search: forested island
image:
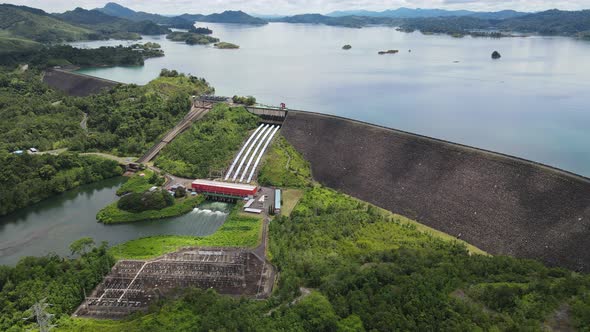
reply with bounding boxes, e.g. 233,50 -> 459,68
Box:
215,42 -> 240,49
166,31 -> 220,45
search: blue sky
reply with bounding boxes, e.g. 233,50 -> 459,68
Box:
4,0 -> 590,15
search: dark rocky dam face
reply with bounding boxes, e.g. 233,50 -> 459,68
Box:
282,111 -> 590,272
43,69 -> 119,97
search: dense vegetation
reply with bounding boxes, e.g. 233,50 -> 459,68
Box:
0,69 -> 85,151
257,135 -> 312,188
232,95 -> 256,105
189,27 -> 213,35
0,68 -> 209,155
97,195 -> 202,224
0,241 -> 115,331
166,31 -> 220,45
74,72 -> 213,155
109,205 -> 262,259
269,187 -> 590,330
0,152 -> 122,216
117,189 -> 175,212
1,45 -> 164,68
155,104 -> 259,178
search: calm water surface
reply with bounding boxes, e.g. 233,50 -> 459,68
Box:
0,177 -> 230,265
74,23 -> 590,177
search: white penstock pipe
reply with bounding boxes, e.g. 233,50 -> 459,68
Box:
247,126 -> 280,183
240,125 -> 276,183
225,124 -> 264,180
232,124 -> 270,182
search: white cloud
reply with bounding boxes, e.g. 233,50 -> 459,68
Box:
3,0 -> 590,15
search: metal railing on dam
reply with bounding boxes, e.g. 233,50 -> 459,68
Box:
281,110 -> 590,272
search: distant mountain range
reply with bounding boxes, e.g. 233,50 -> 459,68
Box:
326,8 -> 527,20
276,9 -> 590,36
96,2 -> 266,26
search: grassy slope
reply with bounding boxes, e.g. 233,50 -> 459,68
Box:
0,35 -> 42,54
109,206 -> 262,260
0,5 -> 91,43
155,104 -> 259,178
257,135 -> 312,188
96,196 -> 203,224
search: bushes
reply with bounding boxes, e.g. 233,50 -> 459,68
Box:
117,189 -> 174,213
232,95 -> 256,106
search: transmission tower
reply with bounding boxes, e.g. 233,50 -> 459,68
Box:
25,298 -> 56,332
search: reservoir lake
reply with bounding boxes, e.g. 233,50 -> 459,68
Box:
74,22 -> 590,178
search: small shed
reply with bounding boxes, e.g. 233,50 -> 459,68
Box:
274,189 -> 282,214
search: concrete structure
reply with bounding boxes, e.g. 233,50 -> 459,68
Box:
192,179 -> 258,198
281,111 -> 590,272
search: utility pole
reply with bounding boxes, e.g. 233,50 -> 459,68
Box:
25,298 -> 56,332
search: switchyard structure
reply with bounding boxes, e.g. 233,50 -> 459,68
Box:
74,248 -> 275,319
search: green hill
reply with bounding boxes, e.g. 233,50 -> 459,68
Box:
96,2 -> 194,29
199,10 -> 267,25
0,4 -> 91,43
0,36 -> 42,54
55,8 -> 170,37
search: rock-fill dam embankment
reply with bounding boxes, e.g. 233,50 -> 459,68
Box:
43,69 -> 120,97
281,111 -> 590,271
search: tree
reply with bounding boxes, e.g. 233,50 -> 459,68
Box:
69,237 -> 95,256
174,187 -> 187,198
38,165 -> 56,180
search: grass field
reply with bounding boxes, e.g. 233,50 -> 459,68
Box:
97,196 -> 203,224
109,208 -> 262,260
116,169 -> 160,195
280,189 -> 304,217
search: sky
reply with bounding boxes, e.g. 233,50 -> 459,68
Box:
3,0 -> 590,15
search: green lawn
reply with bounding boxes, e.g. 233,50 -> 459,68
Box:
97,196 -> 203,224
109,208 -> 262,260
